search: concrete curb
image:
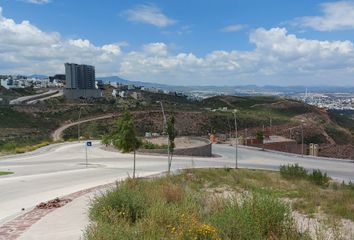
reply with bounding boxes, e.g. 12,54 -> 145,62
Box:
230,144 -> 354,164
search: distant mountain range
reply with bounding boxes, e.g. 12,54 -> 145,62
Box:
99,76 -> 171,90
28,74 -> 48,79
22,75 -> 354,94
99,76 -> 354,94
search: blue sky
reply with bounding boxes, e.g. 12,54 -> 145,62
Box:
1,0 -> 354,86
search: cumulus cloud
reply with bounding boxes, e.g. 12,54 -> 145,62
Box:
102,44 -> 121,55
121,4 -> 175,27
220,24 -> 246,32
295,1 -> 354,31
143,42 -> 168,56
118,28 -> 354,85
0,7 -> 122,76
246,28 -> 354,82
1,6 -> 354,85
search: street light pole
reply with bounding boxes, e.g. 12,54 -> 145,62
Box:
157,100 -> 170,170
233,110 -> 238,169
301,123 -> 304,157
159,101 -> 167,133
78,107 -> 83,142
228,117 -> 232,146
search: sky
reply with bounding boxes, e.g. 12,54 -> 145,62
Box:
1,0 -> 354,86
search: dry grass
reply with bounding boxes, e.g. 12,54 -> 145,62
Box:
86,170 -> 309,240
187,168 -> 354,221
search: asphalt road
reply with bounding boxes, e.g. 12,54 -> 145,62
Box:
51,114 -> 115,141
0,141 -> 353,225
9,90 -> 59,105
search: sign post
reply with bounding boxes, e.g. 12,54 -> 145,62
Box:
86,141 -> 92,167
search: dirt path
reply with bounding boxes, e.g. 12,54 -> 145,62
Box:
51,114 -> 116,141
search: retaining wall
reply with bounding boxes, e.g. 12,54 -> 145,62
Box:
138,137 -> 212,157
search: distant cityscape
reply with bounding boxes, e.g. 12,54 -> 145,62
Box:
289,91 -> 354,111
1,65 -> 354,112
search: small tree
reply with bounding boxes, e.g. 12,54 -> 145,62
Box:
166,116 -> 176,174
101,134 -> 111,147
256,131 -> 265,150
112,112 -> 141,178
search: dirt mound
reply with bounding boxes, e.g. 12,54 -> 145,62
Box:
36,197 -> 72,209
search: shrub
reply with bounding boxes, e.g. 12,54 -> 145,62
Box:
280,164 -> 330,186
303,134 -> 327,144
141,140 -> 167,150
169,214 -> 221,240
89,179 -> 146,224
325,124 -> 351,145
309,169 -> 330,186
210,193 -> 302,239
280,164 -> 308,179
1,142 -> 17,151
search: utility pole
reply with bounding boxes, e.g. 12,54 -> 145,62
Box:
233,109 -> 238,169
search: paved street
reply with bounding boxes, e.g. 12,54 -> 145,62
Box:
0,141 -> 353,230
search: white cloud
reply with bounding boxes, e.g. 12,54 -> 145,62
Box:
0,7 -> 122,76
22,0 -> 51,4
1,6 -> 354,86
295,1 -> 354,31
143,42 -> 168,56
221,24 -> 246,32
249,28 -> 354,74
118,28 -> 354,85
102,44 -> 121,55
121,4 -> 175,27
68,39 -> 92,48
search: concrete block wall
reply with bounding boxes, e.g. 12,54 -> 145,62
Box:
139,137 -> 212,157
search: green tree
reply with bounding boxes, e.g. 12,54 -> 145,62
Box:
166,116 -> 176,174
112,112 -> 141,178
101,134 -> 111,147
256,131 -> 265,150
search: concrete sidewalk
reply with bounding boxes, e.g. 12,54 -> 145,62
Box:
18,191 -> 97,240
9,172 -> 162,240
0,181 -> 115,240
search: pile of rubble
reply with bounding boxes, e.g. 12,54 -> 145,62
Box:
36,197 -> 72,209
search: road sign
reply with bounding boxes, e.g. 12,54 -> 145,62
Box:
85,141 -> 92,167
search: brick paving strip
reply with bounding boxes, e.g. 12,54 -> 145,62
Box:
0,182 -> 115,240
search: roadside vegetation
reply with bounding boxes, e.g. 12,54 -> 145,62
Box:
86,167 -> 354,239
280,164 -> 330,186
0,171 -> 13,176
140,140 -> 168,150
0,140 -> 51,154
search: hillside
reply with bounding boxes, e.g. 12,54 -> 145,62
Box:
0,93 -> 353,159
